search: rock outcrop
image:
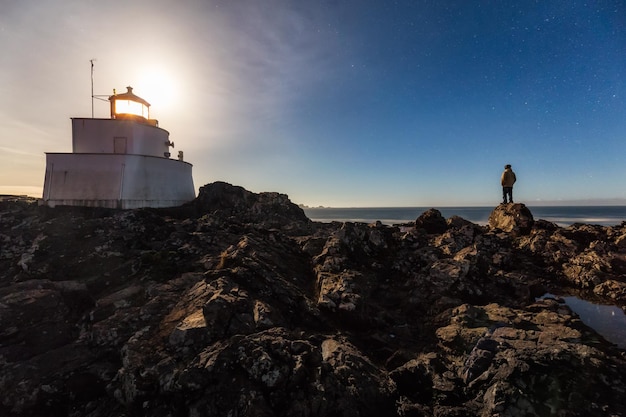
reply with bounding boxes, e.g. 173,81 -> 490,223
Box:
488,202 -> 534,235
1,184 -> 625,417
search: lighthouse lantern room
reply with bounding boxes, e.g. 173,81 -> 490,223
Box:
41,86 -> 195,209
110,86 -> 151,122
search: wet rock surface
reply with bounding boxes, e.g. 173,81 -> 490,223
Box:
1,184 -> 625,417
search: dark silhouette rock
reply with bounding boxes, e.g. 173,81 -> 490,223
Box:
415,208 -> 448,234
1,184 -> 626,417
189,181 -> 311,233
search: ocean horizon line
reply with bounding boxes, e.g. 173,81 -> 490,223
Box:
302,205 -> 626,227
300,203 -> 626,209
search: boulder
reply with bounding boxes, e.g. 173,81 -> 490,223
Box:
488,203 -> 534,235
415,208 -> 448,234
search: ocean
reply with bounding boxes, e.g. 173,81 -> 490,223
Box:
303,206 -> 626,227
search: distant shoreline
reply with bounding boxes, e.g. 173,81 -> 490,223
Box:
0,195 -> 37,202
300,202 -> 626,209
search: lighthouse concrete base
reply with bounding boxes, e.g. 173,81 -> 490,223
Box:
41,153 -> 195,209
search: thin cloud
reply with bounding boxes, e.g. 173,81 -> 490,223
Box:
0,146 -> 44,157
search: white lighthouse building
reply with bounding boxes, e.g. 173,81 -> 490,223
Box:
41,86 -> 195,209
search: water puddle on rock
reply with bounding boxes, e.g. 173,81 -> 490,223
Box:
540,293 -> 626,349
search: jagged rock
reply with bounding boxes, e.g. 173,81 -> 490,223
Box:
488,203 -> 534,235
189,181 -> 311,233
428,300 -> 626,415
0,279 -> 93,361
1,184 -> 626,417
171,329 -> 396,417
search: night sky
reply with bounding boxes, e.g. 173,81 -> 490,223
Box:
1,0 -> 625,206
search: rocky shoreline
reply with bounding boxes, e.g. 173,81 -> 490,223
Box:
1,182 -> 625,417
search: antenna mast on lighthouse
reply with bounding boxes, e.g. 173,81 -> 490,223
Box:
90,59 -> 96,118
90,59 -> 110,118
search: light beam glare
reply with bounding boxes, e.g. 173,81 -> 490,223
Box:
132,68 -> 180,113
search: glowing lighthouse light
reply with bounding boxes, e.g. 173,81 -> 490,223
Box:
110,86 -> 151,120
115,99 -> 148,118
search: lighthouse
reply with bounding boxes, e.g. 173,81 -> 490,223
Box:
41,86 -> 195,209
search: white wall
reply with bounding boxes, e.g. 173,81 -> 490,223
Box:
42,153 -> 195,208
71,118 -> 171,158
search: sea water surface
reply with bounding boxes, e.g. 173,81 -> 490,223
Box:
303,206 -> 626,227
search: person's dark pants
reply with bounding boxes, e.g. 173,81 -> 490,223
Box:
502,187 -> 513,203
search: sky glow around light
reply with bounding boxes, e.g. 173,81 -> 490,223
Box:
131,68 -> 180,112
1,0 -> 626,207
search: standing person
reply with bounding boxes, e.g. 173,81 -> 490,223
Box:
501,164 -> 516,204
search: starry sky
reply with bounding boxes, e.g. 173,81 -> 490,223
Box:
1,0 -> 626,207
